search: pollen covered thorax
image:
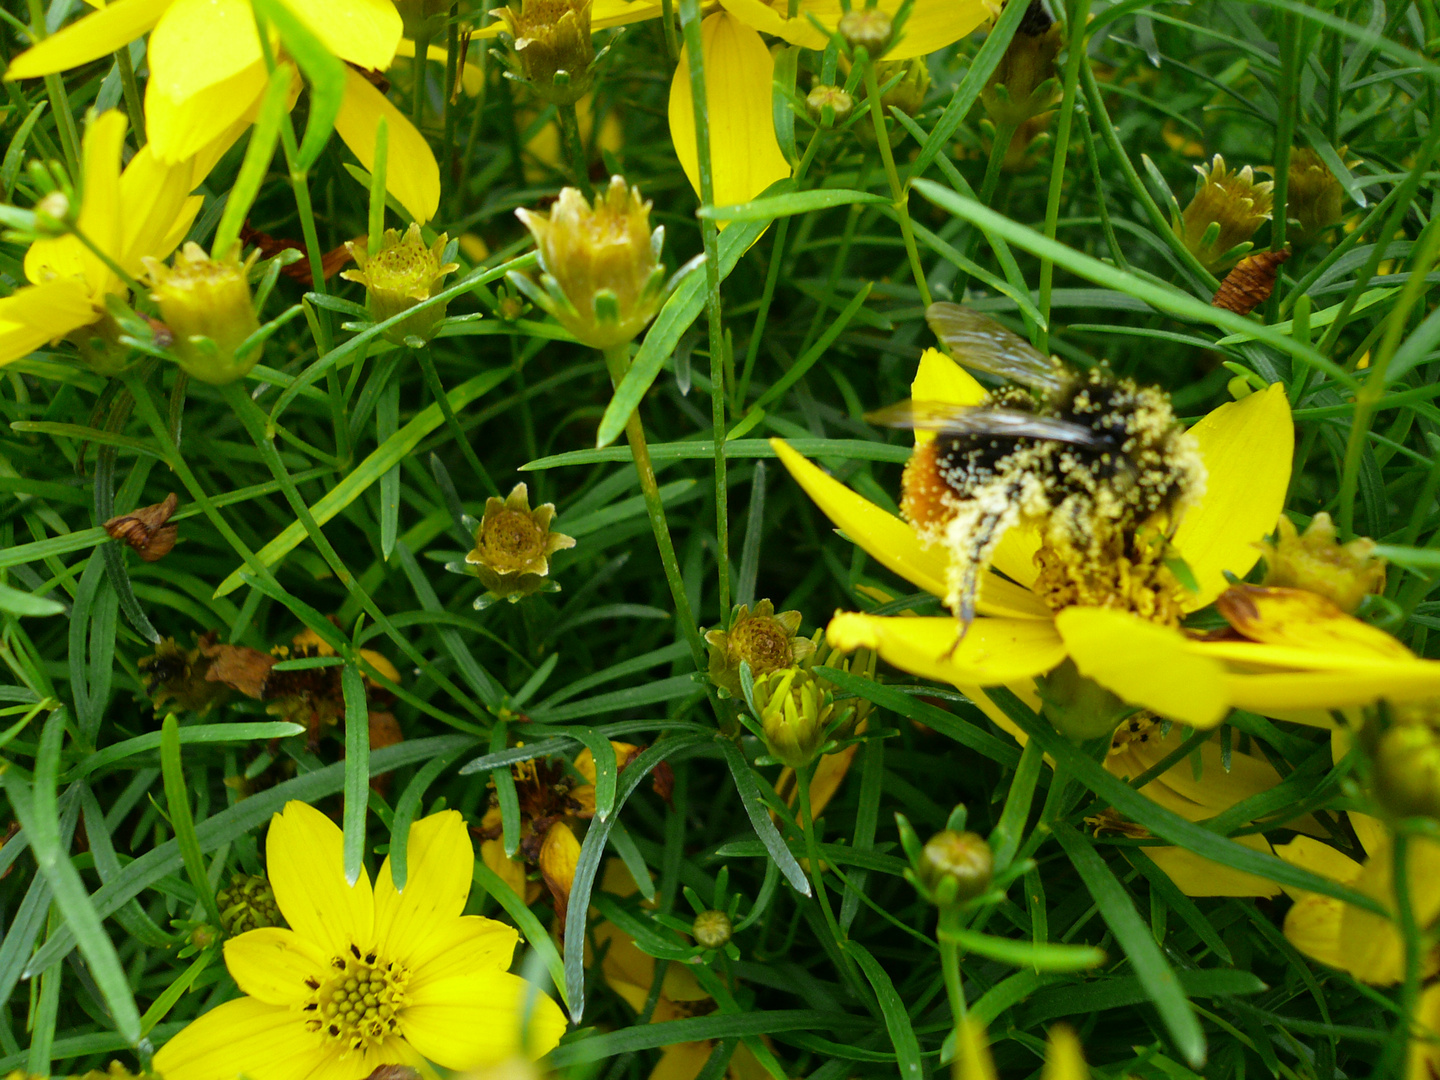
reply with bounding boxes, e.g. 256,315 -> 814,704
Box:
303,943 -> 410,1052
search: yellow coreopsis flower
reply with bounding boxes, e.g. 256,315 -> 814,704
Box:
6,0 -> 439,222
483,0 -> 991,207
152,801 -> 568,1079
0,110 -> 202,369
1276,812 -> 1440,986
772,346 -> 1440,730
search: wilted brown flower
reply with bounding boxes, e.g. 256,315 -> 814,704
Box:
1259,512 -> 1386,613
1211,248 -> 1290,315
104,492 -> 178,561
1173,154 -> 1274,271
981,0 -> 1061,129
139,634 -> 233,715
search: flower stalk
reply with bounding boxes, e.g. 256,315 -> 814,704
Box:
860,52 -> 932,308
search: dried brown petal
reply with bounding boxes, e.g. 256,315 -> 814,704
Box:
200,638 -> 278,699
1211,247 -> 1291,315
104,492 -> 179,562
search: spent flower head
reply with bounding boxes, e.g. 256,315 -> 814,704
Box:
463,482 -> 576,608
496,0 -> 596,105
1283,147 -> 1347,245
838,8 -> 894,57
341,223 -> 459,346
1173,154 -> 1275,271
144,242 -> 262,385
1259,512 -> 1385,614
705,599 -> 814,697
511,177 -> 698,351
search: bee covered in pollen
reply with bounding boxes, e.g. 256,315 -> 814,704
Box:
869,304 -> 1207,634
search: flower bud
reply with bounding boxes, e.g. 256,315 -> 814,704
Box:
919,830 -> 993,906
705,600 -> 813,698
1372,719 -> 1440,820
1039,657 -> 1135,741
877,57 -> 930,118
393,0 -> 448,38
496,0 -> 595,105
1259,512 -> 1385,614
1173,154 -> 1274,272
692,909 -> 733,949
1284,147 -> 1346,245
145,242 -> 262,384
216,873 -> 284,935
838,8 -> 893,57
806,84 -> 855,125
981,1 -> 1061,129
463,482 -> 576,608
512,177 -> 691,351
341,223 -> 459,346
33,190 -> 72,235
755,667 -> 832,770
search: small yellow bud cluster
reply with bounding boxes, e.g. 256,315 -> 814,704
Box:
495,0 -> 596,105
145,242 -> 263,384
1260,512 -> 1385,614
1173,154 -> 1274,271
691,909 -> 733,949
216,873 -> 284,936
462,482 -> 576,608
705,600 -> 813,698
753,666 -> 834,770
341,223 -> 459,346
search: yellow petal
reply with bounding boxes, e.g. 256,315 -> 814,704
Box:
1218,585 -> 1414,661
407,915 -> 519,985
265,800 -> 375,958
151,996 -> 331,1080
285,0 -> 401,68
145,59 -> 270,163
592,0 -> 665,28
117,145 -> 203,274
1144,835 -> 1282,898
1220,662 -> 1440,714
770,438 -> 1049,618
403,970 -> 568,1065
1055,607 -> 1229,728
1172,383 -> 1294,609
0,280 -> 99,365
539,820 -> 582,913
721,0 -> 990,60
801,742 -> 859,820
1107,725 -> 1287,822
372,810 -> 474,966
1408,983 -> 1440,1080
1282,893 -> 1348,973
668,13 -> 791,209
146,0 -> 264,103
73,109 -> 128,294
335,66 -> 441,223
222,926 -> 327,1006
649,1042 -> 717,1080
1041,1024 -> 1088,1080
1273,834 -> 1364,891
481,837 -> 530,901
5,0 -> 170,79
957,1017 -> 998,1080
827,612 -> 1066,685
960,681 -> 1043,746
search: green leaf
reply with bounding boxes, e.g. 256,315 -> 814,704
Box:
716,738 -> 811,897
61,722 -> 306,784
846,941 -> 923,1080
1051,821 -> 1206,1067
699,189 -> 890,221
215,368 -> 512,597
251,0 -> 346,170
342,664 -> 369,886
544,1011 -> 847,1066
159,714 -> 225,929
1021,966 -> 1266,1026
389,748 -> 463,892
940,925 -> 1106,972
0,581 -> 64,617
522,438 -> 910,472
211,64 -> 291,260
474,860 -> 570,1014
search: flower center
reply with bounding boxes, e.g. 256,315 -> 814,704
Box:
303,944 -> 409,1053
478,508 -> 546,573
727,618 -> 794,676
1109,714 -> 1158,755
1031,525 -> 1188,627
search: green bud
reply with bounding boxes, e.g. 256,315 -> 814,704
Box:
216,873 -> 284,935
145,242 -> 262,384
341,223 -> 459,346
838,8 -> 893,57
806,84 -> 855,125
1372,719 -> 1440,820
919,830 -> 993,906
1038,657 -> 1134,742
692,909 -> 733,949
755,667 -> 831,769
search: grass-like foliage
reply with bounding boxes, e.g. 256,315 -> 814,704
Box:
2,1 -> 1440,1078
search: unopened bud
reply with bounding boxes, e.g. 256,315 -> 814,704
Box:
1284,147 -> 1346,245
145,242 -> 261,384
1260,512 -> 1385,614
919,830 -> 993,906
1039,657 -> 1134,741
806,84 -> 855,125
692,909 -> 733,949
877,57 -> 930,118
216,873 -> 284,935
512,176 -> 685,350
496,0 -> 595,105
1174,154 -> 1274,272
33,191 -> 72,235
341,223 -> 458,346
981,1 -> 1061,128
755,667 -> 831,770
1372,721 -> 1440,820
838,8 -> 893,57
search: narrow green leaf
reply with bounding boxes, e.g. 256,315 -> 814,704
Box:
159,714 -> 225,929
211,65 -> 290,260
716,738 -> 811,897
389,749 -> 462,891
544,1011 -> 845,1066
699,189 -> 889,221
251,0 -> 345,170
846,941 -> 923,1080
0,581 -> 64,616
379,372 -> 400,560
940,925 -> 1105,972
473,860 -> 570,1013
1051,821 -> 1206,1067
522,438 -> 910,471
342,664 -> 369,886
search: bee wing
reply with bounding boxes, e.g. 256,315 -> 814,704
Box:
866,400 -> 1109,448
926,303 -> 1066,394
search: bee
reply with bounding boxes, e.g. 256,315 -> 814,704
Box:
868,303 -> 1204,632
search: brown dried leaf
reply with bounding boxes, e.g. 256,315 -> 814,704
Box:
1211,247 -> 1291,315
104,493 -> 179,561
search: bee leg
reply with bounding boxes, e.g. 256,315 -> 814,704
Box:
943,563 -> 980,660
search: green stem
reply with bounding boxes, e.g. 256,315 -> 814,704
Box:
795,765 -> 868,1000
415,347 -> 499,495
413,26 -> 433,124
1372,827 -> 1423,1079
555,100 -> 594,198
659,0 -> 679,61
603,344 -> 707,669
678,0 -> 731,620
861,56 -> 931,308
937,906 -> 967,1035
1036,0 -> 1092,352
116,45 -> 146,147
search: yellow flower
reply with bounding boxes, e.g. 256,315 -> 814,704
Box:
482,0 -> 990,208
1410,983 -> 1440,1080
958,1018 -> 1089,1080
5,0 -> 439,222
152,802 -> 568,1079
773,346 -> 1440,731
0,110 -> 202,369
1276,813 -> 1440,985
